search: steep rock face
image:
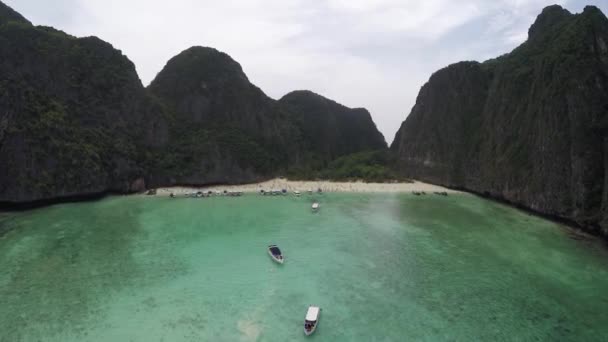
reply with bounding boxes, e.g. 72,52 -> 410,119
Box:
0,10 -> 165,203
279,90 -> 387,165
392,6 -> 608,236
0,2 -> 30,25
147,47 -> 303,185
0,2 -> 389,204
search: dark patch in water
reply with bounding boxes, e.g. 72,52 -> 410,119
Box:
0,215 -> 18,238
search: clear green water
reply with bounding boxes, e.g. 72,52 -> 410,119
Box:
1,193 -> 607,341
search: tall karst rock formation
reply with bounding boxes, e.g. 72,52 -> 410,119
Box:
0,1 -> 387,204
392,5 -> 608,236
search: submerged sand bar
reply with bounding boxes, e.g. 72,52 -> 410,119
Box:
152,178 -> 460,196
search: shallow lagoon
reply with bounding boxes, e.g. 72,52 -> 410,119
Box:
1,193 -> 607,341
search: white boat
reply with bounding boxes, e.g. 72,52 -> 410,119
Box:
267,245 -> 284,264
304,306 -> 320,336
312,202 -> 320,211
294,191 -> 301,196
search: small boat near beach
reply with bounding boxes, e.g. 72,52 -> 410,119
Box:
304,306 -> 320,336
294,191 -> 301,196
312,202 -> 320,211
267,245 -> 284,264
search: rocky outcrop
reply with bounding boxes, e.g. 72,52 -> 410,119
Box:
392,5 -> 608,236
0,2 -> 388,205
0,8 -> 165,203
279,90 -> 387,165
146,46 -> 304,186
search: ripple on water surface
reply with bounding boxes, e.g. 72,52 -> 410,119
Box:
0,193 -> 607,341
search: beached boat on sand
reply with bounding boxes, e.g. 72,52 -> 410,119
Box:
267,245 -> 284,264
304,306 -> 320,336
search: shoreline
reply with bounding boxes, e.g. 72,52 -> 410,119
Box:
148,179 -> 605,244
149,178 -> 461,196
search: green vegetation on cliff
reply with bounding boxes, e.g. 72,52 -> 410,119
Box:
288,150 -> 405,183
146,47 -> 391,186
146,47 -> 301,185
0,2 -> 391,204
0,15 -> 164,202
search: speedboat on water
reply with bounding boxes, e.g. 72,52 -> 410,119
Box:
304,306 -> 320,336
268,245 -> 284,264
312,202 -> 320,211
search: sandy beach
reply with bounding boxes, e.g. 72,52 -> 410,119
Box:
151,178 -> 460,196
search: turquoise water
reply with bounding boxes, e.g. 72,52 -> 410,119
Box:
1,193 -> 607,341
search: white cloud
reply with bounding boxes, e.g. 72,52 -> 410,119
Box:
3,0 -> 607,143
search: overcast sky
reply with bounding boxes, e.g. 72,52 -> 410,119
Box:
5,0 -> 607,143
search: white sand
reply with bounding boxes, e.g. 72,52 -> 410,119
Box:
151,178 -> 459,196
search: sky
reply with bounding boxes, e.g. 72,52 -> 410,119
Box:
5,0 -> 607,144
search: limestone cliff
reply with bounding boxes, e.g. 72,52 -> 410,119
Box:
0,4 -> 165,203
146,46 -> 304,186
280,90 -> 387,167
0,2 -> 388,204
392,5 -> 608,236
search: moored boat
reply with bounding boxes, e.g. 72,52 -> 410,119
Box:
267,245 -> 284,264
304,306 -> 320,336
312,202 -> 320,211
